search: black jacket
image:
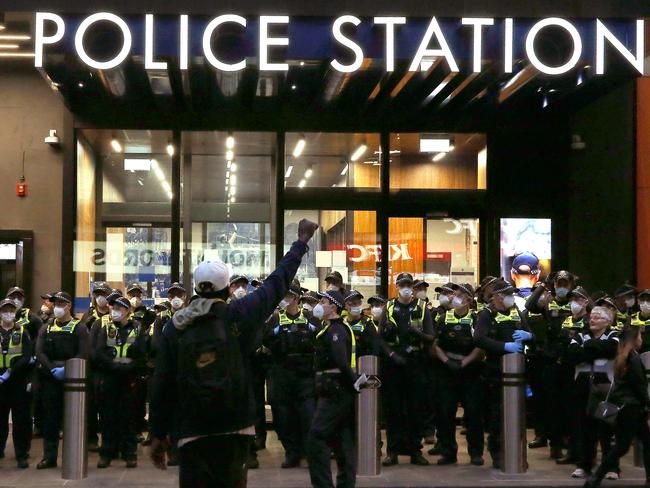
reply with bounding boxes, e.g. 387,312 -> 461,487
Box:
610,351 -> 650,410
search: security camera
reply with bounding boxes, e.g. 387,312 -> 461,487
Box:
571,134 -> 586,151
44,129 -> 61,147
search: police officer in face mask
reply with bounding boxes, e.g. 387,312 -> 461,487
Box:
35,292 -> 89,469
38,292 -> 55,324
6,287 -> 43,341
526,271 -> 577,462
95,296 -> 148,468
264,283 -> 317,468
475,277 -> 499,312
324,271 -> 346,295
301,291 -> 320,316
381,273 -> 435,467
367,296 -> 387,328
308,290 -> 368,488
433,283 -> 485,466
613,284 -> 637,330
631,289 -> 650,352
0,299 -> 33,468
474,279 -> 532,469
81,282 -> 112,331
413,281 -> 433,311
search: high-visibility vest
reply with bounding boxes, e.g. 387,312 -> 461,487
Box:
47,318 -> 80,334
106,323 -> 139,360
548,301 -> 571,318
1,325 -> 24,369
279,310 -> 309,328
386,298 -> 426,329
494,308 -> 521,323
562,315 -> 587,330
316,320 -> 356,369
631,313 -> 650,328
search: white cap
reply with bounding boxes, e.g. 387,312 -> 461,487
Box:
193,260 -> 231,295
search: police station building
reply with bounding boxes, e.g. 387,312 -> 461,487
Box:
0,0 -> 649,309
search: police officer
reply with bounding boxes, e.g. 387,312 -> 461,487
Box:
367,295 -> 386,328
613,284 -> 637,329
344,290 -> 382,357
434,283 -> 485,466
80,281 -> 112,452
264,282 -> 317,468
308,290 -> 368,488
0,298 -> 32,468
324,271 -> 346,295
35,291 -> 89,469
95,296 -> 148,468
474,278 -> 532,469
510,252 -> 542,310
381,272 -> 434,467
413,280 -> 433,311
566,302 -> 619,480
526,271 -> 576,462
475,276 -> 499,312
631,289 -> 650,350
38,292 -> 55,324
6,286 -> 43,341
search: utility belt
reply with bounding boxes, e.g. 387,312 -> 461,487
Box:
113,357 -> 133,365
314,369 -> 348,397
575,359 -> 614,383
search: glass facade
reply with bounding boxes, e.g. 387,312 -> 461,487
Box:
73,128 -> 545,309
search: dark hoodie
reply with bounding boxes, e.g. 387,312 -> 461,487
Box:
149,240 -> 308,441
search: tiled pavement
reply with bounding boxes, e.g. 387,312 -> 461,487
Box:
0,430 -> 647,487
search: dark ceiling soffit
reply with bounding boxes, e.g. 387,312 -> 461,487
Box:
3,0 -> 650,17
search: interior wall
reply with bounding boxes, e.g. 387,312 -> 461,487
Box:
636,78 -> 650,289
0,65 -> 67,306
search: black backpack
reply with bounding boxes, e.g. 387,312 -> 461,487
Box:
176,301 -> 250,434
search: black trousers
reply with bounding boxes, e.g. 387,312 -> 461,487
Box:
98,372 -> 139,460
422,359 -> 439,439
573,376 -> 618,473
541,359 -> 574,448
269,365 -> 315,460
595,405 -> 650,481
0,378 -> 32,461
40,374 -> 64,462
484,366 -> 503,464
383,354 -> 428,456
179,434 -> 250,488
526,353 -> 547,439
251,366 -> 267,443
307,383 -> 356,488
86,367 -> 99,444
436,360 -> 484,459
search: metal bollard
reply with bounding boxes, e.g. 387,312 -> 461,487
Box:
62,358 -> 88,480
356,355 -> 381,476
501,353 -> 527,474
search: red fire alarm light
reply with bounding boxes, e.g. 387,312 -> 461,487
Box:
16,178 -> 27,197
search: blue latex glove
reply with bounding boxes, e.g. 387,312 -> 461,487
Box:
512,330 -> 533,342
273,326 -> 281,335
0,370 -> 10,382
504,342 -> 524,354
51,367 -> 65,381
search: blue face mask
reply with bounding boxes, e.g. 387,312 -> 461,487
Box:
555,287 -> 569,299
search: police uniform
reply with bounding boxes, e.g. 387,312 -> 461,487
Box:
95,301 -> 148,465
265,307 -> 317,466
473,285 -> 530,469
435,308 -> 484,462
35,297 -> 89,467
631,311 -> 650,352
307,296 -> 358,488
0,307 -> 33,467
566,327 -> 619,476
381,288 -> 434,463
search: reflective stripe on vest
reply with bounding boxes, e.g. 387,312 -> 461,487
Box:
562,315 -> 586,329
386,299 -> 426,329
47,318 -> 80,335
1,325 -> 23,369
631,313 -> 650,328
548,301 -> 571,312
316,321 -> 356,369
494,308 -> 521,323
444,310 -> 475,331
106,323 -> 138,359
279,310 -> 308,327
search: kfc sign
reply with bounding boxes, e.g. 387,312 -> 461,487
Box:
347,243 -> 413,262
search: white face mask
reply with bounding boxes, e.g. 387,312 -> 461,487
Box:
53,306 -> 67,319
349,305 -> 363,316
278,299 -> 290,311
95,295 -> 108,308
570,300 -> 584,316
111,309 -> 124,322
625,298 -> 636,309
1,312 -> 15,323
399,287 -> 413,300
302,303 -> 313,312
555,287 -> 569,299
438,294 -> 450,307
233,287 -> 247,299
416,290 -> 428,300
12,298 -> 23,310
502,295 -> 516,309
312,303 -> 325,320
640,302 -> 650,315
451,296 -> 464,309
130,297 -> 142,308
170,297 -> 184,310
371,307 -> 383,319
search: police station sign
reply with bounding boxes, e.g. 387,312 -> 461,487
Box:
34,13 -> 645,76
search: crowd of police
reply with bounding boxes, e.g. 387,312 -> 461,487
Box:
1,255 -> 650,486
